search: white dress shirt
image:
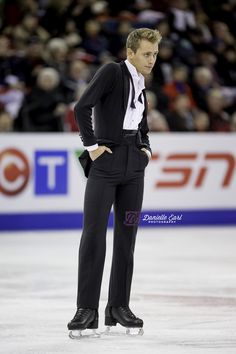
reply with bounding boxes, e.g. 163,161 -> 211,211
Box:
122,59 -> 145,129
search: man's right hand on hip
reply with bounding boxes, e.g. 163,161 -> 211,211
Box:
89,146 -> 113,161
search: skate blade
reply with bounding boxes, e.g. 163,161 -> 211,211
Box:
126,327 -> 144,336
102,326 -> 144,337
69,329 -> 101,340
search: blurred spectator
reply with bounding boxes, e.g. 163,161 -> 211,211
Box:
146,90 -> 169,132
194,10 -> 212,44
197,46 -> 219,78
4,13 -> 49,50
168,0 -> 196,37
145,72 -> 169,115
135,0 -> 165,25
231,112 -> 236,132
216,45 -> 236,87
40,0 -> 72,36
2,0 -> 39,28
63,19 -> 82,48
0,35 -> 25,85
45,38 -> 68,78
65,85 -> 88,132
155,19 -> 172,41
20,38 -> 47,87
0,109 -> 13,132
206,89 -> 231,132
65,102 -> 79,132
194,110 -> 210,132
0,75 -> 25,121
191,66 -> 215,111
106,21 -> 134,58
166,94 -> 196,132
152,39 -> 176,86
62,60 -> 90,103
218,0 -> 236,37
163,64 -> 196,109
81,20 -> 108,61
15,67 -> 66,132
0,35 -> 12,84
210,21 -> 235,55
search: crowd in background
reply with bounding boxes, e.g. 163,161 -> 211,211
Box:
0,0 -> 235,133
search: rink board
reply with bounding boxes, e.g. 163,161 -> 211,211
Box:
0,133 -> 236,231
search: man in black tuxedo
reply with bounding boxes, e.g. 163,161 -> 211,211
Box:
68,28 -> 162,334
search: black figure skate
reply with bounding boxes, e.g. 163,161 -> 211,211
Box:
104,306 -> 144,336
68,308 -> 100,339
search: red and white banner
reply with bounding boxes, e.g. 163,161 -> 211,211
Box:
145,133 -> 236,209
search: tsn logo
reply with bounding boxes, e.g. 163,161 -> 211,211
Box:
151,153 -> 235,188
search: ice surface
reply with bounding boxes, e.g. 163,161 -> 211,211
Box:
0,227 -> 236,354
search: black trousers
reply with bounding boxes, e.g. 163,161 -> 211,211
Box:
77,134 -> 149,309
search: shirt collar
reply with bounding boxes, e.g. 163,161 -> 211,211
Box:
125,59 -> 145,88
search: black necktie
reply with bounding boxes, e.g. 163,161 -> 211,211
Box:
129,74 -> 143,109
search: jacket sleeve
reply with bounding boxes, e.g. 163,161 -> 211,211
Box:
74,63 -> 118,147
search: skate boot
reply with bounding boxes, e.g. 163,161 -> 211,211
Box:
104,306 -> 144,336
67,308 -> 100,339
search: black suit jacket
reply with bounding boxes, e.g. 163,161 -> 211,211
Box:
74,61 -> 152,153
74,61 -> 152,177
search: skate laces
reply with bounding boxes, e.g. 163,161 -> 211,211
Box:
121,307 -> 136,318
74,308 -> 92,320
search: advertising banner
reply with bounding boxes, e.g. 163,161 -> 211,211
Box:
0,133 -> 235,230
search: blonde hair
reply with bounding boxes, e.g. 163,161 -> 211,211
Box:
126,28 -> 162,53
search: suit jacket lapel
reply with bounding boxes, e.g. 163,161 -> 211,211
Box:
142,89 -> 148,117
120,61 -> 131,112
120,61 -> 147,117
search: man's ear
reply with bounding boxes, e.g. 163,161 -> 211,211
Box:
127,48 -> 134,58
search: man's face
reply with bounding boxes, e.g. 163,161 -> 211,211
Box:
128,39 -> 159,75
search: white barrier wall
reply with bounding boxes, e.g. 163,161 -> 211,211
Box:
0,133 -> 236,230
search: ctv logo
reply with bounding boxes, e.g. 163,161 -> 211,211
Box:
153,153 -> 235,188
0,148 -> 68,196
0,148 -> 30,196
35,151 -> 67,195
